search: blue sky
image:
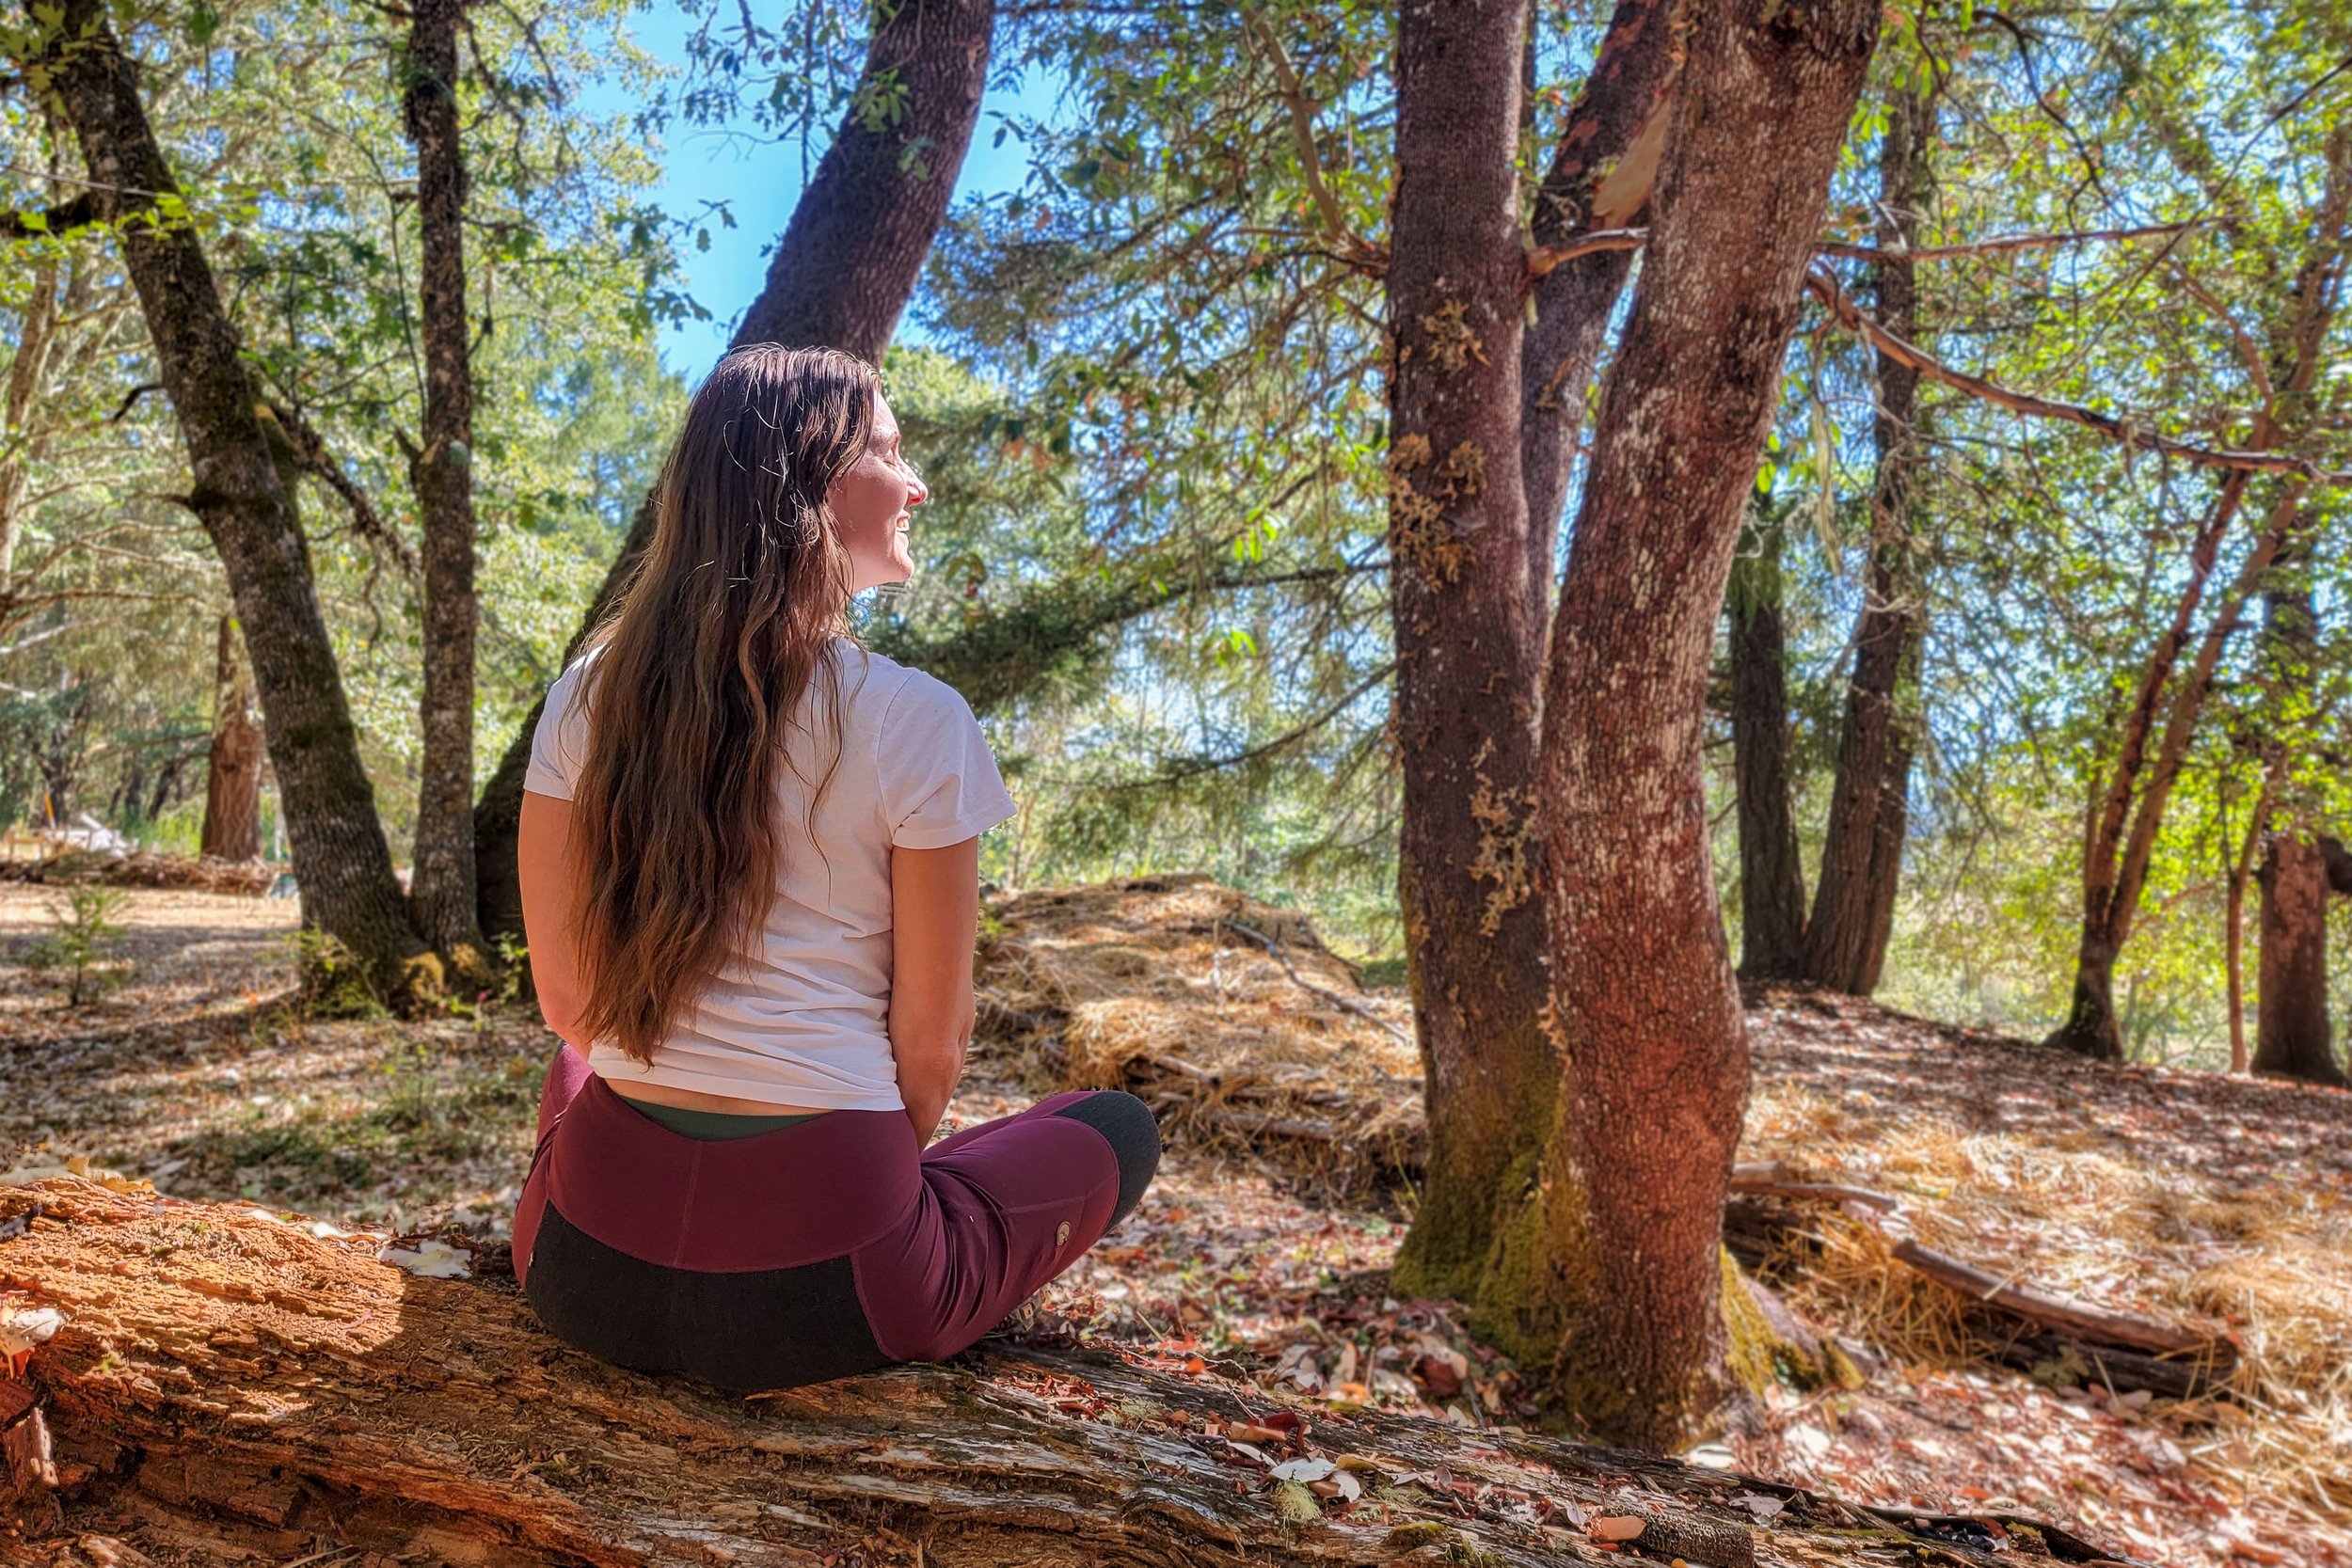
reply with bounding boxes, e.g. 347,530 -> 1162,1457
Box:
584,8 -> 1063,373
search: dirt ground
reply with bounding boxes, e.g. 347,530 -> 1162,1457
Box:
3,880 -> 2344,1568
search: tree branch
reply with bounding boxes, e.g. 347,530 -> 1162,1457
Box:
1241,8 -> 1376,266
1817,220 -> 2202,263
0,192 -> 93,239
1806,268 -> 2352,482
105,382 -> 163,422
264,398 -> 420,577
1111,658 -> 1395,792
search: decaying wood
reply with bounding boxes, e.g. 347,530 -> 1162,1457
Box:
0,1179 -> 2102,1567
1994,1333 -> 2221,1402
1890,1240 -> 2234,1373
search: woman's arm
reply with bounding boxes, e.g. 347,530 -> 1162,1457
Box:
516,788 -> 596,1053
889,836 -> 982,1144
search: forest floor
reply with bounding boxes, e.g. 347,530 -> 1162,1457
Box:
2,877 -> 2346,1568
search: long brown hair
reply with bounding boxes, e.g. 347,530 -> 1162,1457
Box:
568,344 -> 879,1064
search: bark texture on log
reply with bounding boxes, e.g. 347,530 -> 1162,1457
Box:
23,0 -> 432,998
472,0 -> 998,945
1801,86 -> 1931,999
1728,516 -> 1807,980
1525,0 -> 1881,1449
199,614 -> 262,863
0,1180 -> 1943,1568
1887,1241 -> 2232,1367
1382,0 -> 1557,1306
403,0 -> 491,977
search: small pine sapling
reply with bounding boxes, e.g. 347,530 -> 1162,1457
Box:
24,885 -> 132,1006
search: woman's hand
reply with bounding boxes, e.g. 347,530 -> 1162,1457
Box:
888,836 -> 982,1143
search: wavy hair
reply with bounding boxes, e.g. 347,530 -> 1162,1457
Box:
568,344 -> 879,1064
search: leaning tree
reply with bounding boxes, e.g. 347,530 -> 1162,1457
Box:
471,0 -> 1001,941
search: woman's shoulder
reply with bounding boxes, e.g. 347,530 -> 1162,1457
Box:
830,641 -> 975,728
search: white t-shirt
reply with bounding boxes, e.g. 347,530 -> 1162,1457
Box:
522,639 -> 1018,1110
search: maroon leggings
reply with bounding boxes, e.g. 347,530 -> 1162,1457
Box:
511,1048 -> 1157,1391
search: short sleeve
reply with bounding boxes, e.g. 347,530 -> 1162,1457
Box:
876,673 -> 1018,849
522,657 -> 595,800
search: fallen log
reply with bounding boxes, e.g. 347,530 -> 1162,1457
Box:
1994,1332 -> 2224,1402
1726,1179 -> 1901,1214
0,1178 -> 2108,1567
1888,1240 -> 2234,1375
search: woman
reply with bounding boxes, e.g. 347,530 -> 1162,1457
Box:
511,343 -> 1158,1392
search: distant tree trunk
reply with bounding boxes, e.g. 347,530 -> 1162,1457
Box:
2046,129 -> 2352,1059
24,0 -> 435,1000
1520,0 -> 1879,1448
2224,768 -> 2272,1073
2255,832 -> 2345,1085
1801,85 -> 1931,996
1382,0 -> 1553,1305
2249,546 -> 2348,1085
0,256 -> 61,597
1728,515 -> 1806,979
200,615 -> 262,862
402,0 -> 490,981
471,0 -> 999,944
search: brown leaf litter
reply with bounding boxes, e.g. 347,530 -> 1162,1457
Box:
6,879 -> 2349,1566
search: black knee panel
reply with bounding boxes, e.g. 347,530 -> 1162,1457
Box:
1052,1091 -> 1161,1227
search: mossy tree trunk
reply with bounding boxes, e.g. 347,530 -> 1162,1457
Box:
472,0 -> 999,945
1388,0 -> 1880,1449
23,0 -> 437,1003
1518,0 -> 1882,1449
1382,0 -> 1555,1305
1388,0 -> 1682,1310
402,0 -> 492,983
1800,85 -> 1931,999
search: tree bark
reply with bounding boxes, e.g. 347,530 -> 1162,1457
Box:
472,0 -> 999,944
2254,832 -> 2344,1085
1801,86 -> 1931,997
199,614 -> 262,862
1727,515 -> 1806,980
0,255 -> 61,597
1381,0 -> 1558,1307
1391,0 -> 1691,1308
21,0 -> 435,1000
1518,0 -> 1683,607
1518,0 -> 1880,1449
0,1177 -> 1930,1568
2249,548 -> 2348,1086
2224,770 -> 2272,1073
403,0 -> 491,980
